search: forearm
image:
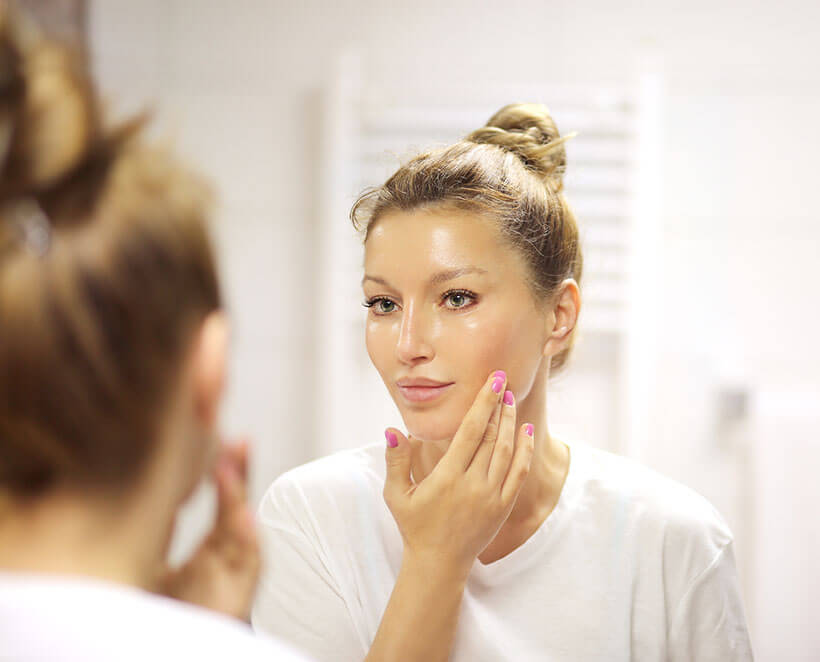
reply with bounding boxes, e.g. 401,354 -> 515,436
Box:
365,551 -> 470,662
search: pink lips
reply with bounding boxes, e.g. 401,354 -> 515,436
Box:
396,377 -> 455,403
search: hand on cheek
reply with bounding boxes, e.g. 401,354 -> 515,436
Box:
382,370 -> 535,573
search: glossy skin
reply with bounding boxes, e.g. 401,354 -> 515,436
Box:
363,207 -> 551,447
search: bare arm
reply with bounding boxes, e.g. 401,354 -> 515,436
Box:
366,552 -> 470,662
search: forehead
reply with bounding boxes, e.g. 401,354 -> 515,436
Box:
364,207 -> 516,274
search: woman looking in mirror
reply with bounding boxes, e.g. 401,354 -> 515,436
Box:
252,104 -> 753,661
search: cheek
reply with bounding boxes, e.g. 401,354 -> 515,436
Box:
403,315 -> 541,443
365,318 -> 394,378
443,317 -> 508,378
447,310 -> 544,397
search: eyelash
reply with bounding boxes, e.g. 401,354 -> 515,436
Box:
362,289 -> 478,315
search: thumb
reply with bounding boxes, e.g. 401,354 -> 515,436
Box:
383,428 -> 413,501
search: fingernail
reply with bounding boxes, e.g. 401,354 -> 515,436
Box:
494,370 -> 506,379
525,423 -> 534,437
492,378 -> 504,394
503,390 -> 514,406
385,430 -> 398,448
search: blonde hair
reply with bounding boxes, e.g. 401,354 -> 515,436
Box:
351,103 -> 583,370
0,7 -> 221,496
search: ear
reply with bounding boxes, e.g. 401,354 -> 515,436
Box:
191,311 -> 230,430
542,279 -> 581,358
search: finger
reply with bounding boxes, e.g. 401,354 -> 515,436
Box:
500,423 -> 535,504
383,428 -> 413,508
487,391 -> 517,484
468,391 -> 506,475
234,505 -> 259,547
220,437 -> 250,499
227,438 -> 249,481
210,461 -> 258,560
439,370 -> 506,473
220,505 -> 260,562
213,450 -> 246,535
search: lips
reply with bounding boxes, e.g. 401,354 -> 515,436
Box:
396,378 -> 455,403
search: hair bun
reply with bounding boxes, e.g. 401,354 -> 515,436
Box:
466,103 -> 573,190
0,6 -> 97,200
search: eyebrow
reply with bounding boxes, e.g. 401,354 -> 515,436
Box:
362,267 -> 488,288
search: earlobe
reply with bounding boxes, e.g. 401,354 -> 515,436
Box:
541,324 -> 571,358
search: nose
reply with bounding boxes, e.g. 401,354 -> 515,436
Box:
395,301 -> 435,366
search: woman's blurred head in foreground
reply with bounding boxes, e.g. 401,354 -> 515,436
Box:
0,6 -> 228,567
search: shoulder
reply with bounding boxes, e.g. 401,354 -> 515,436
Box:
135,591 -> 310,660
566,444 -> 744,622
0,574 -> 309,661
572,442 -> 733,553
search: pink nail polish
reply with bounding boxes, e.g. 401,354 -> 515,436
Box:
503,390 -> 514,406
525,424 -> 534,437
385,430 -> 398,448
494,370 -> 506,379
492,378 -> 504,394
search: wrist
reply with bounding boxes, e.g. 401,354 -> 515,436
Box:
400,547 -> 473,586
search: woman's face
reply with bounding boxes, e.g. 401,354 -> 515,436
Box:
363,207 -> 550,443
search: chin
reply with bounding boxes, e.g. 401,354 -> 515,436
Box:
400,410 -> 461,443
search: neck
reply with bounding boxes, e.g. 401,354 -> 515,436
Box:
502,362 -> 569,525
0,480 -> 178,591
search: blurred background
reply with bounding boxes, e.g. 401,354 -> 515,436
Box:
23,0 -> 820,659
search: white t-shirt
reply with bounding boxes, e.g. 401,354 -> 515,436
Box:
252,440 -> 753,661
0,572 -> 310,661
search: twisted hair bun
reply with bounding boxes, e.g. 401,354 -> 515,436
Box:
466,103 -> 573,191
0,5 -> 97,201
